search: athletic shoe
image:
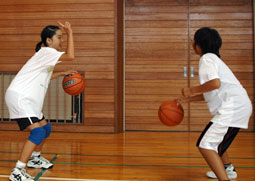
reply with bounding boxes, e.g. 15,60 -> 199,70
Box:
27,156 -> 53,169
206,164 -> 237,179
9,167 -> 33,181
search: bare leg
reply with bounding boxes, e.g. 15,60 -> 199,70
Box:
39,119 -> 48,127
221,151 -> 231,165
199,148 -> 229,180
18,122 -> 42,163
19,140 -> 37,163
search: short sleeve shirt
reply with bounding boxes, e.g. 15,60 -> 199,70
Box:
199,53 -> 252,128
5,47 -> 64,119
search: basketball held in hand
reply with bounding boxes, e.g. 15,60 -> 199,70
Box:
62,72 -> 86,96
158,100 -> 184,126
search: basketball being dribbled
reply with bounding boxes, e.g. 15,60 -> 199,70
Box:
62,72 -> 86,96
158,100 -> 184,126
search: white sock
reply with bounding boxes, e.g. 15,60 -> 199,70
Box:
16,160 -> 26,169
31,151 -> 41,157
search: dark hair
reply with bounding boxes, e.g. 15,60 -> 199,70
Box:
194,27 -> 222,58
35,25 -> 60,52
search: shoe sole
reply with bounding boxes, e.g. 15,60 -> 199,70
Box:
9,177 -> 34,181
27,165 -> 53,169
206,173 -> 237,179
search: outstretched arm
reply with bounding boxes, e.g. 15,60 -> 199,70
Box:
51,70 -> 77,80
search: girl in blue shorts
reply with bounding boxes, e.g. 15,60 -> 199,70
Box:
5,22 -> 75,181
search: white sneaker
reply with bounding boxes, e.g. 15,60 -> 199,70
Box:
9,167 -> 34,181
206,164 -> 237,179
27,156 -> 53,169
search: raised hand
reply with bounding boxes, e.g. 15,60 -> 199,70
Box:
58,21 -> 72,34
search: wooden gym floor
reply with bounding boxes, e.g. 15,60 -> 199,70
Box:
0,131 -> 254,181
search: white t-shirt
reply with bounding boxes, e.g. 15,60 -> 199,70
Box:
5,47 -> 64,119
199,53 -> 252,129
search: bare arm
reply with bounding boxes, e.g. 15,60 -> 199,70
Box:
182,78 -> 220,97
178,94 -> 205,104
51,70 -> 77,80
58,22 -> 74,61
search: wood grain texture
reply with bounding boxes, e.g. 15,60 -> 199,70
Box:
1,131 -> 254,180
125,0 -> 254,131
0,0 -> 120,133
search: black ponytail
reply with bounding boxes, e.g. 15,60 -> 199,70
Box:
35,25 -> 60,52
35,41 -> 43,52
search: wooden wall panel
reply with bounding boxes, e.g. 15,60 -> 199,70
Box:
125,0 -> 254,132
125,0 -> 189,131
0,0 -> 122,133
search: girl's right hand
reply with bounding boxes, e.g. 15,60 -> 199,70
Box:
63,70 -> 78,76
176,95 -> 189,104
58,21 -> 72,34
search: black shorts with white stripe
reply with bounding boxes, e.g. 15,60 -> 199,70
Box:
12,116 -> 45,131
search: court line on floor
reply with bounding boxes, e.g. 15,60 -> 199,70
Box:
1,151 -> 254,159
1,151 -> 254,180
34,154 -> 58,181
0,175 -> 126,181
38,178 -> 127,181
52,162 -> 255,169
1,159 -> 253,169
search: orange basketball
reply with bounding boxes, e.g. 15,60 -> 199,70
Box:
158,100 -> 184,126
62,72 -> 86,96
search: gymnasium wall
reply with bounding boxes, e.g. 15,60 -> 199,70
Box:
125,0 -> 254,131
0,0 -> 123,133
0,0 -> 254,133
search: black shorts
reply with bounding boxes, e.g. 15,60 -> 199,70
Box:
12,116 -> 45,131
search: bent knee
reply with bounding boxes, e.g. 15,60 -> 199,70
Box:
43,123 -> 52,138
28,127 -> 46,145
